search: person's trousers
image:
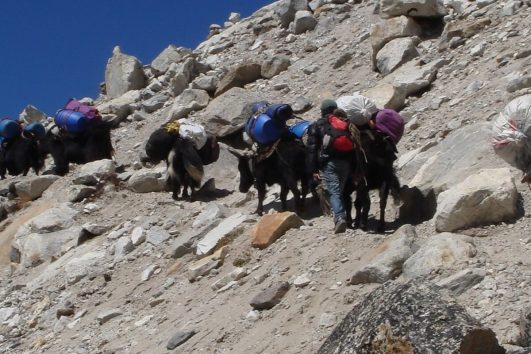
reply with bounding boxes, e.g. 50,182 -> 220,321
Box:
321,158 -> 351,223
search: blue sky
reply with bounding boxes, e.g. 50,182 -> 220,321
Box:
0,0 -> 273,118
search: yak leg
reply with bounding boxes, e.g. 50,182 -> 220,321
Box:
280,184 -> 289,211
255,181 -> 266,216
354,187 -> 370,231
377,183 -> 390,233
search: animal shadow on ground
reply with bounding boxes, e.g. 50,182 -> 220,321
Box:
191,178 -> 232,202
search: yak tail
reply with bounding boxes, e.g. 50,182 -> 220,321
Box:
180,139 -> 204,188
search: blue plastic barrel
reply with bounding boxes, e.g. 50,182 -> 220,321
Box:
24,122 -> 46,139
0,118 -> 21,139
248,114 -> 282,145
54,109 -> 88,133
289,120 -> 310,139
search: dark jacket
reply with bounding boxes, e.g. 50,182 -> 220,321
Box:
306,115 -> 355,174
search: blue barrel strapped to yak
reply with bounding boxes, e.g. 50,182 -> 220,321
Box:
0,117 -> 22,141
245,102 -> 294,145
54,99 -> 100,134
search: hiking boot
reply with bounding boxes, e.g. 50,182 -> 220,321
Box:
334,218 -> 347,234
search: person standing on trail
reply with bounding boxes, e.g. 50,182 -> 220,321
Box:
306,99 -> 360,234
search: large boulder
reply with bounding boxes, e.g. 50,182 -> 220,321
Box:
318,280 -> 505,353
19,104 -> 47,124
439,18 -> 491,50
251,212 -> 304,249
73,159 -> 117,186
348,225 -> 417,285
379,0 -> 447,18
402,233 -> 476,279
214,63 -> 262,97
166,57 -> 197,97
293,10 -> 317,34
275,0 -> 310,28
434,168 -> 519,232
12,175 -> 59,201
97,90 -> 142,123
261,55 -> 291,79
127,170 -> 165,193
65,251 -> 107,284
399,123 -> 505,194
151,45 -> 193,76
168,89 -> 210,120
376,37 -> 420,75
104,46 -> 147,99
201,88 -> 264,137
370,16 -> 422,70
203,144 -> 240,190
381,58 -> 447,99
363,83 -> 407,110
191,75 -> 219,94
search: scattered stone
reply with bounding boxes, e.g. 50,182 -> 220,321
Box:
151,45 -> 192,75
215,63 -> 262,97
97,308 -> 123,325
246,310 -> 261,322
67,185 -> 97,203
114,237 -> 134,260
192,203 -> 229,229
261,55 -> 291,79
294,273 -> 311,288
320,312 -> 337,328
436,268 -> 486,295
134,315 -> 154,327
141,264 -> 159,282
196,213 -> 249,256
146,226 -> 171,246
250,281 -> 290,310
131,227 -> 146,246
127,170 -> 165,193
166,330 -> 196,350
348,224 -> 417,285
379,0 -> 447,18
318,280 -> 505,353
65,251 -> 106,284
19,104 -> 47,123
293,11 -> 317,34
376,37 -> 419,75
73,159 -> 116,185
251,212 -> 303,249
188,246 -> 229,282
12,175 -> 59,201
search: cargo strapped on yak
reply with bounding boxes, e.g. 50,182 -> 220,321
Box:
245,102 -> 293,146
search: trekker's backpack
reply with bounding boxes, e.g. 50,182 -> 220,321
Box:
322,115 -> 356,154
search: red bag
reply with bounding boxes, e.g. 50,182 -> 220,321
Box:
326,115 -> 354,152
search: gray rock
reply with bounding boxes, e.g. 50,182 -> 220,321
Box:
23,204 -> 78,234
250,281 -> 290,310
275,0 -> 310,28
97,308 -> 123,325
470,42 -> 486,57
142,93 -> 169,113
294,273 -> 311,287
127,170 -> 165,193
520,307 -> 531,347
192,203 -> 229,229
502,0 -> 522,16
65,251 -> 106,284
13,175 -> 59,201
376,37 -> 419,75
188,247 -> 228,281
370,16 -> 422,69
201,88 -> 264,136
166,330 -> 196,350
507,76 -> 531,93
168,88 -> 210,119
114,237 -> 134,260
215,63 -> 262,97
191,75 -> 219,93
166,58 -> 196,97
104,46 -> 146,99
292,96 -> 312,112
131,227 -> 146,246
379,0 -> 447,18
97,90 -> 141,123
196,213 -> 250,256
67,185 -> 97,203
436,268 -> 486,295
228,12 -> 241,23
151,45 -> 192,75
82,223 -> 111,236
73,159 -> 116,186
146,226 -> 171,246
348,225 -> 417,285
0,307 -> 17,323
293,10 -> 317,34
435,168 -> 518,232
320,312 -> 337,328
333,52 -> 352,69
402,233 -> 476,279
18,104 -> 47,124
261,55 -> 291,79
318,280 -> 504,353
141,264 -> 158,282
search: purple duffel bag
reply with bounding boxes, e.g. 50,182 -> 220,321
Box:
64,98 -> 100,119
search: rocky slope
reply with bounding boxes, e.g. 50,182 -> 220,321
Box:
1,0 -> 531,353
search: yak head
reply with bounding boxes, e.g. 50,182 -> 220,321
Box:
227,146 -> 255,193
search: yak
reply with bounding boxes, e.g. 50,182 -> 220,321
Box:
144,127 -> 220,200
0,131 -> 45,179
